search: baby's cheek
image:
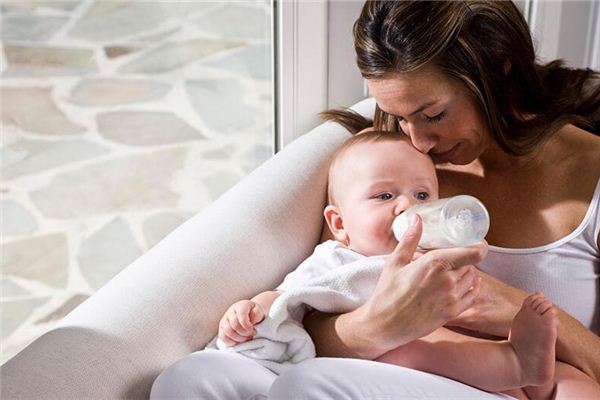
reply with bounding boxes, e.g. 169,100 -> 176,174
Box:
371,224 -> 395,250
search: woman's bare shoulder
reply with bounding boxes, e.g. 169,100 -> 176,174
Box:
552,125 -> 600,211
558,125 -> 600,176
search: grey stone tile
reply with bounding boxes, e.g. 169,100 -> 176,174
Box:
1,15 -> 69,42
142,211 -> 194,248
30,148 -> 186,219
186,79 -> 256,134
130,27 -> 180,43
156,1 -> 220,19
1,138 -> 109,180
1,233 -> 68,289
2,45 -> 99,77
77,218 -> 142,290
69,78 -> 171,106
203,169 -> 242,201
205,44 -> 272,81
1,87 -> 85,135
97,111 -> 203,146
201,146 -> 234,159
193,4 -> 270,41
0,1 -> 81,13
34,294 -> 89,324
67,1 -> 169,42
1,278 -> 31,297
1,298 -> 49,340
39,1 -> 81,12
1,200 -> 38,236
119,39 -> 244,74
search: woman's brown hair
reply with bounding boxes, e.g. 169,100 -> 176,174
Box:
353,0 -> 600,155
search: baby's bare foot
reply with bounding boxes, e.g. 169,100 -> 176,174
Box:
509,291 -> 558,387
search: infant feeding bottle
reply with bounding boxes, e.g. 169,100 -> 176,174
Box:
392,195 -> 490,249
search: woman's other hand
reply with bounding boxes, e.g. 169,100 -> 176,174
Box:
354,215 -> 487,356
447,271 -> 528,338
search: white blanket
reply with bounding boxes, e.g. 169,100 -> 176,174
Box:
206,255 -> 387,374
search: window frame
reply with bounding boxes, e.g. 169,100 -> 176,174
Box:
274,0 -> 366,150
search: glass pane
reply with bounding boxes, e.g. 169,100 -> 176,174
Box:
0,0 -> 274,364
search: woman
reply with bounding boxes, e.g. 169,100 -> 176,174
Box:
272,0 -> 600,398
152,1 -> 599,398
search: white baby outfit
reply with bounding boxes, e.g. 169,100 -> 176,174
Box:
205,240 -> 387,373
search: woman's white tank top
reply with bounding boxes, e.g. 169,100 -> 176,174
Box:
477,178 -> 600,334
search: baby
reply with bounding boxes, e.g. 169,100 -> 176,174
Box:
218,131 -> 590,399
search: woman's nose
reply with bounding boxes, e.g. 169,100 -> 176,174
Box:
403,122 -> 437,154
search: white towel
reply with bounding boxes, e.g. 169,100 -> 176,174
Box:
206,255 -> 387,374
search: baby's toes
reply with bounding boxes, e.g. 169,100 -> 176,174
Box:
523,292 -> 541,309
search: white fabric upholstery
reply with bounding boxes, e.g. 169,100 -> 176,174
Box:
0,98 -> 375,399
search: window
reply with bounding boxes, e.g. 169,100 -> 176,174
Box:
1,0 -> 274,363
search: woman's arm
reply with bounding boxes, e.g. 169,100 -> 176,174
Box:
305,216 -> 487,360
556,309 -> 600,382
304,308 -> 382,359
449,272 -> 600,382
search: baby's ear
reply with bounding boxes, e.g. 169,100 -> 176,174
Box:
324,205 -> 348,244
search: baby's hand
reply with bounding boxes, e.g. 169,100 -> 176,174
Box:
218,300 -> 266,347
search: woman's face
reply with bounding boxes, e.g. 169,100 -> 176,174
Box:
367,66 -> 492,165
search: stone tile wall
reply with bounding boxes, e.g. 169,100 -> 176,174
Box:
1,0 -> 273,364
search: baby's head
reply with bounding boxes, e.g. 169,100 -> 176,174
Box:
325,131 -> 439,256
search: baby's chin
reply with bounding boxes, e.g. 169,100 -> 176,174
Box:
349,243 -> 396,257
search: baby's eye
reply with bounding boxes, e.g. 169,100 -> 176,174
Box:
414,192 -> 429,201
377,193 -> 393,201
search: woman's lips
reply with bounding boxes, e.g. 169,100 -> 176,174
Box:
432,143 -> 460,162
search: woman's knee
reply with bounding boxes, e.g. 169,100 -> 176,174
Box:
150,349 -> 275,399
269,358 -> 360,399
269,357 -> 509,400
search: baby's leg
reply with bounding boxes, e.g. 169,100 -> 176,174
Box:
376,292 -> 558,394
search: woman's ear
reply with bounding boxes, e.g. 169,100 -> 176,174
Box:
324,205 -> 348,245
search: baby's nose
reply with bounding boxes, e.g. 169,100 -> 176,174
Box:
394,196 -> 411,215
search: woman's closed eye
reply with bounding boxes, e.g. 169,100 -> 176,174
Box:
424,111 -> 445,123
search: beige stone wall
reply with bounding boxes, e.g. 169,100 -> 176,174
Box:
1,0 -> 274,364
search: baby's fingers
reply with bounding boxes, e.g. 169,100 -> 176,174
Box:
235,303 -> 255,331
217,318 -> 238,347
223,315 -> 252,342
218,332 -> 237,347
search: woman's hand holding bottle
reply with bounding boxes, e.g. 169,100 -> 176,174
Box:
355,215 -> 488,357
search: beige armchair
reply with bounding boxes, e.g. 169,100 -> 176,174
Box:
0,98 -> 375,399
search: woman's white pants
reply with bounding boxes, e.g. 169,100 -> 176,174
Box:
150,349 -> 514,399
